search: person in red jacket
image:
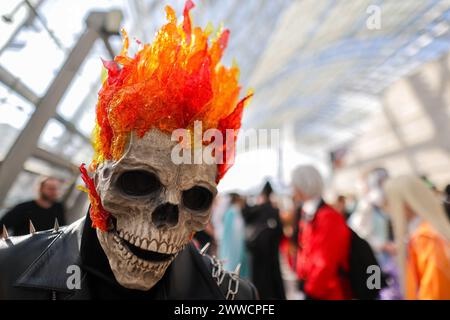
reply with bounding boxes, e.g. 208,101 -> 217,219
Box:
292,165 -> 353,300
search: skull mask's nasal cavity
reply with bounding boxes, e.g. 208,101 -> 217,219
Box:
152,203 -> 179,229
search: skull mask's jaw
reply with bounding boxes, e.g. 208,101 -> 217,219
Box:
95,129 -> 217,291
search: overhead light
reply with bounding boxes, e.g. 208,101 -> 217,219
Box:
431,21 -> 449,37
416,34 -> 432,48
405,44 -> 420,56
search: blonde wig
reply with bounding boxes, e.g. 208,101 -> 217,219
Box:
383,175 -> 450,293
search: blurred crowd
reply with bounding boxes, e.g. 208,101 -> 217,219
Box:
1,166 -> 450,300
194,166 -> 450,300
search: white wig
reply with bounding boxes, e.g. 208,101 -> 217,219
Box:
291,165 -> 324,199
384,175 -> 450,293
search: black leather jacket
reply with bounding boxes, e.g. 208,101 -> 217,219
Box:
0,216 -> 257,300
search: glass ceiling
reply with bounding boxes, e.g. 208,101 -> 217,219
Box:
245,0 -> 450,153
1,0 -> 450,160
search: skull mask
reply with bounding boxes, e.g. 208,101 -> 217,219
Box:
82,0 -> 252,292
95,129 -> 217,290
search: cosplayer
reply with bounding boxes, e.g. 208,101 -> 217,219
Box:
0,1 -> 256,300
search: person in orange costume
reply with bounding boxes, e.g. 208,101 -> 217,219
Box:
384,175 -> 450,300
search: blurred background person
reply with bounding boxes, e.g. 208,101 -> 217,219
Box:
218,193 -> 250,278
292,165 -> 353,300
243,181 -> 286,299
348,168 -> 402,299
0,177 -> 65,236
349,168 -> 392,256
384,175 -> 450,300
276,195 -> 304,300
333,195 -> 351,221
286,193 -> 303,275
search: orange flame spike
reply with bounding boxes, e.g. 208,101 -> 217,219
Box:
183,0 -> 195,45
90,0 -> 251,183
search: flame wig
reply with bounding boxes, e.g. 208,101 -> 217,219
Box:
81,0 -> 252,230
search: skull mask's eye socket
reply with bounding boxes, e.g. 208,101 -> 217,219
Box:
182,186 -> 214,211
117,170 -> 161,196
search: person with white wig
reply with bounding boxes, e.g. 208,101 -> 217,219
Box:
384,175 -> 450,299
292,165 -> 353,299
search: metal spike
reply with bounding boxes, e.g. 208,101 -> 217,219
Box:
53,218 -> 59,232
199,242 -> 211,255
233,263 -> 241,276
29,220 -> 36,234
2,225 -> 8,240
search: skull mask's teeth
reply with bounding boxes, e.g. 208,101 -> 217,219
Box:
115,230 -> 177,263
116,229 -> 183,254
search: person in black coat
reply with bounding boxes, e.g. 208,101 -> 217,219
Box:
243,181 -> 286,300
